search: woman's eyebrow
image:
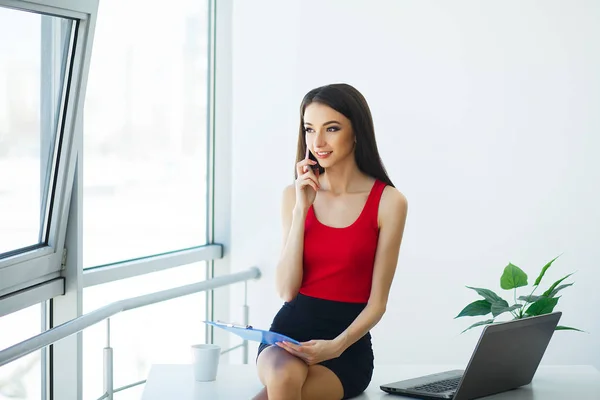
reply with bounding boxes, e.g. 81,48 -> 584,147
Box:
304,120 -> 341,126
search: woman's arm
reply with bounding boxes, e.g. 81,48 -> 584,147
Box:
276,155 -> 319,302
275,185 -> 306,302
333,187 -> 408,352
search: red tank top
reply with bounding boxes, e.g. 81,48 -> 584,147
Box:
299,179 -> 387,303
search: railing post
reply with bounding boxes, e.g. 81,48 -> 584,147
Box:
242,281 -> 249,364
103,318 -> 114,400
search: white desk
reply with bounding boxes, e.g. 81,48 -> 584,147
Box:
142,363 -> 600,399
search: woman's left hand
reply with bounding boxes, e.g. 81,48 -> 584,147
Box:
276,339 -> 343,365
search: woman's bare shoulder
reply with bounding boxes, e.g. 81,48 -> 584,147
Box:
379,186 -> 408,223
283,183 -> 296,197
281,184 -> 296,214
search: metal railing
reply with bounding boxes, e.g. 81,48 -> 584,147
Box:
0,267 -> 261,399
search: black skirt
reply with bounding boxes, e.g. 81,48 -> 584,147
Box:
256,293 -> 374,399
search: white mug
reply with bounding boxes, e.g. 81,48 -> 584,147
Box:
191,344 -> 221,382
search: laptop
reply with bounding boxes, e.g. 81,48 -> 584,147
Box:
380,312 -> 561,400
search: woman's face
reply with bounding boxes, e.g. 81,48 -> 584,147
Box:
303,102 -> 355,169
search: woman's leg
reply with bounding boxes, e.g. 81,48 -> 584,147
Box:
255,345 -> 309,400
301,365 -> 344,400
252,366 -> 344,400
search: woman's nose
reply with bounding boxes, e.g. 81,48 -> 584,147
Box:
314,131 -> 326,147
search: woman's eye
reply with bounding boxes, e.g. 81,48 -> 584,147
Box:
304,126 -> 339,133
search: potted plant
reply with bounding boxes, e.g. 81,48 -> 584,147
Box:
455,255 -> 583,333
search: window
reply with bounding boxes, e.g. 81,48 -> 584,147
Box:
79,2 -> 213,397
0,0 -> 96,306
0,7 -> 73,256
82,0 -> 210,268
2,0 -> 221,398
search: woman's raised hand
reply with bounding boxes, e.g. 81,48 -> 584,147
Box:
295,155 -> 319,211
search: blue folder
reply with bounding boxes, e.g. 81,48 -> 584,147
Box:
204,321 -> 300,345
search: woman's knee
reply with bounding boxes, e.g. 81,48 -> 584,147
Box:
257,345 -> 308,389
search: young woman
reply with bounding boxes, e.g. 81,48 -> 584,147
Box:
254,83 -> 408,400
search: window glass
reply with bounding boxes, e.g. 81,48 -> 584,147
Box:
0,7 -> 73,257
0,304 -> 42,399
83,0 -> 209,268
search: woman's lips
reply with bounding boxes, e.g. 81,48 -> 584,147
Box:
315,151 -> 332,159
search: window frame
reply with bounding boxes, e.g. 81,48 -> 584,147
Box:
0,0 -> 98,305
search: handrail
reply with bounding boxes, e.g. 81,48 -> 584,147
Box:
0,267 -> 261,367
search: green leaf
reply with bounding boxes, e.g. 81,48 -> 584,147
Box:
466,286 -> 507,305
491,303 -> 522,317
542,273 -> 574,297
455,300 -> 492,318
534,254 -> 561,286
489,298 -> 509,317
461,319 -> 495,334
556,326 -> 585,332
525,296 -> 559,316
518,295 -> 543,303
500,263 -> 529,290
548,283 -> 573,298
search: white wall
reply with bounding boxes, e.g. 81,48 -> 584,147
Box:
228,0 -> 600,369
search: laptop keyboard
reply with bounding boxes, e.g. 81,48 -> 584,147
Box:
409,376 -> 461,393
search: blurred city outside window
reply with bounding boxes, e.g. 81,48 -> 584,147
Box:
83,0 -> 209,268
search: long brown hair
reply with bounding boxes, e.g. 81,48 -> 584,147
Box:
295,83 -> 394,187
